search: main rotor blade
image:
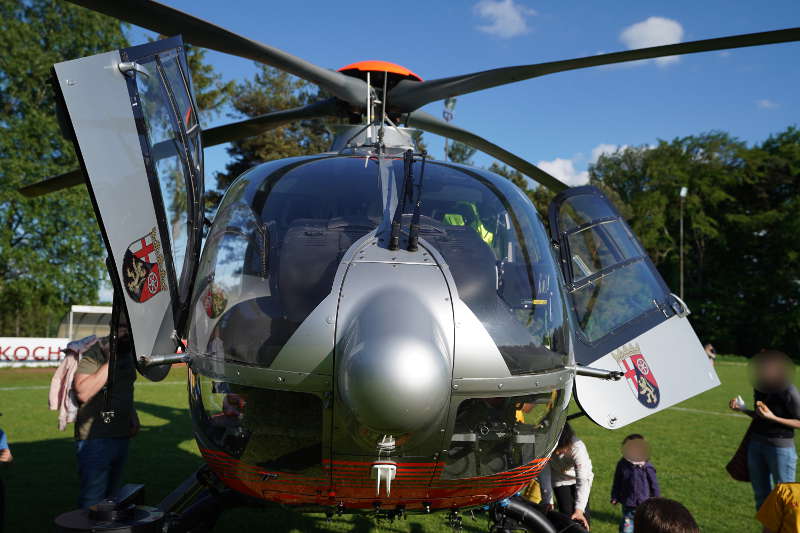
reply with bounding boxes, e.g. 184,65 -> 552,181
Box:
18,169 -> 85,197
391,27 -> 800,112
66,0 -> 368,107
202,98 -> 343,147
20,99 -> 343,198
406,111 -> 568,192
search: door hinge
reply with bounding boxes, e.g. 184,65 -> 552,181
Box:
670,293 -> 690,317
118,61 -> 149,79
568,365 -> 623,381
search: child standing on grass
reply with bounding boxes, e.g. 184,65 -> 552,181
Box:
611,434 -> 660,533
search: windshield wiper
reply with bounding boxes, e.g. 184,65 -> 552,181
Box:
407,153 -> 427,252
388,149 -> 428,251
389,150 -> 415,250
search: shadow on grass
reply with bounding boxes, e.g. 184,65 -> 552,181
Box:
2,400 -> 202,532
590,508 -> 621,527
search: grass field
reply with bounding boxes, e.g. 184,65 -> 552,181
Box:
0,359 -> 784,532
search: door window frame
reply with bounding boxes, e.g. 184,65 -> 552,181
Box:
119,36 -> 204,336
549,186 -> 678,364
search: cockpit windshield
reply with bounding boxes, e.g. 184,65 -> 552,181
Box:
188,156 -> 568,374
188,156 -> 384,367
407,162 -> 569,373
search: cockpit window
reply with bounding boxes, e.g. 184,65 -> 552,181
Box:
188,156 -> 567,374
555,191 -> 666,344
133,59 -> 191,288
188,157 -> 385,366
402,162 -> 569,374
442,388 -> 567,479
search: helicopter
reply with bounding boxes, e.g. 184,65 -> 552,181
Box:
19,1 -> 800,532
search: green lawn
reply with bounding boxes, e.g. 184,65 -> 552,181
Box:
0,359 -> 782,532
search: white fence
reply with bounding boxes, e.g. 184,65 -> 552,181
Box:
0,337 -> 69,367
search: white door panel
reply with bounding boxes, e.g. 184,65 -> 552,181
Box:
575,315 -> 720,428
548,186 -> 720,426
54,37 -> 203,380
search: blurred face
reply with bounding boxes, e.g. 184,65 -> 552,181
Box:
623,438 -> 650,462
751,353 -> 793,392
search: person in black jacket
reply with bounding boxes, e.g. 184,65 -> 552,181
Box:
729,350 -> 800,510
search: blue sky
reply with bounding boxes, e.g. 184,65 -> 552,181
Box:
125,0 -> 800,188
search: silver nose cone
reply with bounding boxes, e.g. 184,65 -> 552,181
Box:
338,288 -> 451,434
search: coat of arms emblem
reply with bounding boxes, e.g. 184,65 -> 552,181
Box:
122,227 -> 167,303
612,342 -> 660,409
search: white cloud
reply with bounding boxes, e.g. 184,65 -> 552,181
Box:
537,157 -> 589,187
474,0 -> 536,39
619,16 -> 684,66
538,143 -> 630,187
756,99 -> 779,110
591,143 -> 628,163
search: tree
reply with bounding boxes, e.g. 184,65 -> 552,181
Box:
488,162 -> 555,217
410,130 -> 428,155
0,0 -> 128,336
186,45 -> 235,123
211,66 -> 332,208
447,141 -> 477,165
721,127 -> 800,355
0,4 -> 232,337
590,130 -> 799,356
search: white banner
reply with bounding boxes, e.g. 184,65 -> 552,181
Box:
0,338 -> 69,367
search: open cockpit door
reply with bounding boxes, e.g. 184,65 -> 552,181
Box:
548,186 -> 719,428
54,37 -> 203,380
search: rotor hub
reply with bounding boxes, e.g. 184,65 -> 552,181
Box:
338,60 -> 422,89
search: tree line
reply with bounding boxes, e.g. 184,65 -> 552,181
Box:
2,1 -> 797,357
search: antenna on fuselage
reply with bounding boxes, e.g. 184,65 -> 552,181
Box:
378,71 -> 388,146
365,72 -> 372,142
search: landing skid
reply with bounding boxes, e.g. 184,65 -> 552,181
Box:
54,468 -> 586,533
54,466 -> 242,533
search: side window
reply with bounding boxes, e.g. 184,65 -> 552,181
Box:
567,220 -> 642,280
553,188 -> 672,345
571,261 -> 664,343
558,195 -> 616,231
161,50 -> 202,174
132,53 -> 198,290
567,223 -> 616,279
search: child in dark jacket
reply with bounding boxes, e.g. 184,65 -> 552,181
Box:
611,434 -> 660,533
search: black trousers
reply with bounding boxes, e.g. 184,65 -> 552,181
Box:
553,483 -> 591,524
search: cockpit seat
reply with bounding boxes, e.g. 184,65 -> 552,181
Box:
428,226 -> 561,374
427,225 -> 498,316
278,219 -> 341,324
278,217 -> 375,324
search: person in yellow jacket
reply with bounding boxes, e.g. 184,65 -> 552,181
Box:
442,201 -> 494,246
516,400 -> 552,506
758,482 -> 800,533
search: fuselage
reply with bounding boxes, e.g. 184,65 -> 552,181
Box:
185,152 -> 573,511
